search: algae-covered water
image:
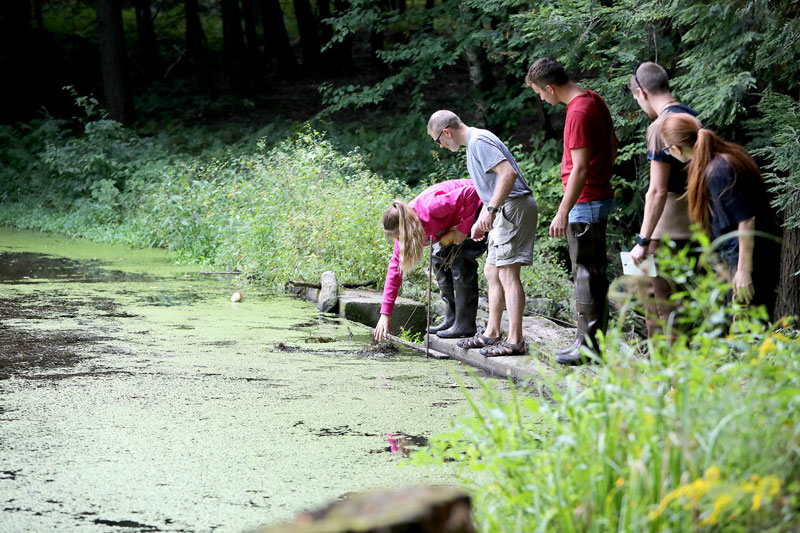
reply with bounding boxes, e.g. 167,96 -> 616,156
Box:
0,227 -> 505,532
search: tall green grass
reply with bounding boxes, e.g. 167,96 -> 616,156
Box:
413,245 -> 800,531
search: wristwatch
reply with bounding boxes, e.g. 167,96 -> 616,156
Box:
635,235 -> 651,247
487,205 -> 500,214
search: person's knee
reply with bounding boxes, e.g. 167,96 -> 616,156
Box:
497,264 -> 522,286
484,263 -> 499,282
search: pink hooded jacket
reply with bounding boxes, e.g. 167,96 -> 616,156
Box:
381,179 -> 481,316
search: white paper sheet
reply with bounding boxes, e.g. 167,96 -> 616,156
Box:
620,251 -> 657,277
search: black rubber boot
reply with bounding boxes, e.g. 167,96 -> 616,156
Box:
436,239 -> 484,339
429,244 -> 456,334
555,220 -> 609,365
555,331 -> 582,356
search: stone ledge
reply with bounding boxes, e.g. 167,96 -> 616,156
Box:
288,286 -> 595,383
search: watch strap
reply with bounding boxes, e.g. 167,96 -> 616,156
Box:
635,235 -> 651,247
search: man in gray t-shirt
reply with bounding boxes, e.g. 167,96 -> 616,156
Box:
465,128 -> 532,202
427,110 -> 538,357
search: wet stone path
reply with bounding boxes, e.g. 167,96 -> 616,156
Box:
0,228 -> 505,532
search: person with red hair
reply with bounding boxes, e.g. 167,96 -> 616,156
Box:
661,114 -> 781,319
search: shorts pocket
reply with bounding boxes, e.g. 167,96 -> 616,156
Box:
491,211 -> 516,245
494,243 -> 514,260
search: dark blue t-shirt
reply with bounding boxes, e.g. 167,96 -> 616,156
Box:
706,155 -> 777,266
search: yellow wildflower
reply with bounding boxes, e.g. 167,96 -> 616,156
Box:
751,491 -> 763,511
616,477 -> 625,488
705,466 -> 721,482
758,336 -> 775,359
699,494 -> 732,526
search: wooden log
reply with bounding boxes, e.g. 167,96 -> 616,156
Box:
288,280 -> 321,289
288,280 -> 377,289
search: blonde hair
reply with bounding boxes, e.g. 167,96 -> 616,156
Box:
383,201 -> 426,274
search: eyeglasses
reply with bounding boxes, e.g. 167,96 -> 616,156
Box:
434,129 -> 445,145
631,63 -> 643,92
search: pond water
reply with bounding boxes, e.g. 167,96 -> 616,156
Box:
0,227 -> 506,532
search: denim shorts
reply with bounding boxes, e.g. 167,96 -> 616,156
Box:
568,198 -> 615,223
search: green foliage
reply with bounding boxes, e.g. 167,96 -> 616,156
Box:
324,0 -> 799,247
413,240 -> 800,531
398,327 -> 425,345
750,91 -> 800,228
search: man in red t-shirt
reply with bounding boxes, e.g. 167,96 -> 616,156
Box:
526,58 -> 617,365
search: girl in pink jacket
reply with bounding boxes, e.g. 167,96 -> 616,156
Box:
374,179 -> 483,341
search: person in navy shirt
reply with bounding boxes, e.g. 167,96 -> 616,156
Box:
661,113 -> 780,320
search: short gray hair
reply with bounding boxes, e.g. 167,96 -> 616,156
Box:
427,110 -> 464,136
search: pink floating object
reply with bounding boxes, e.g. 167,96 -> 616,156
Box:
231,291 -> 243,302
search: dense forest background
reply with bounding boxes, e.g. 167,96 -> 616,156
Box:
1,0 -> 799,317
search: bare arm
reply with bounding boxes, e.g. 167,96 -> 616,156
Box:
733,217 -> 755,304
550,147 -> 590,238
630,160 -> 670,264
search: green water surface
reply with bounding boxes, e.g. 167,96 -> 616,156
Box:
0,227 -> 505,532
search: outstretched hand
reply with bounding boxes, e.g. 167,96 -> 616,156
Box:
374,314 -> 391,341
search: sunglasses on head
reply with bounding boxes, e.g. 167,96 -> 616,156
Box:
631,63 -> 643,92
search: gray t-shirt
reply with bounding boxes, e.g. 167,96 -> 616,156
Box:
465,128 -> 531,205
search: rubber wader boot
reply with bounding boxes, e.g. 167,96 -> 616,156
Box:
429,245 -> 456,334
556,220 -> 609,365
436,241 -> 482,339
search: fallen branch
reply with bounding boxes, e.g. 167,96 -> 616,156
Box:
288,280 -> 321,289
343,280 -> 376,288
288,280 -> 376,289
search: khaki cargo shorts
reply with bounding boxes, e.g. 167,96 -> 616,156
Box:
487,193 -> 538,267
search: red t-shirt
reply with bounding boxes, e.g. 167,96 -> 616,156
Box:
561,89 -> 614,203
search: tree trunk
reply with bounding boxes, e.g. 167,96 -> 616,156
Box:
0,0 -> 34,121
464,45 -> 495,128
293,0 -> 321,71
185,0 -> 206,61
133,0 -> 160,79
318,0 -> 352,75
332,0 -> 353,73
184,0 -> 214,90
777,205 -> 800,319
96,0 -> 134,123
241,0 -> 263,88
32,0 -> 44,34
259,0 -> 297,77
369,0 -> 390,68
221,0 -> 249,91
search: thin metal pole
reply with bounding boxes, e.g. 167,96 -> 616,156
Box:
426,236 -> 433,359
